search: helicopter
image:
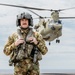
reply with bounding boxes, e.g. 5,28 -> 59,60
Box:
0,3 -> 75,45
31,9 -> 75,45
34,10 -> 62,45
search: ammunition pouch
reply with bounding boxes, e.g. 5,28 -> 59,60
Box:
9,49 -> 19,66
16,49 -> 27,60
37,50 -> 42,60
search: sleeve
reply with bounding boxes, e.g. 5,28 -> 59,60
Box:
35,32 -> 48,55
3,34 -> 16,56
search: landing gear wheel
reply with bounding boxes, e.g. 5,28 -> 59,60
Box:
56,39 -> 60,43
49,42 -> 51,45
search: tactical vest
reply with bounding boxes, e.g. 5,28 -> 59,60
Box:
10,28 -> 42,64
16,28 -> 35,60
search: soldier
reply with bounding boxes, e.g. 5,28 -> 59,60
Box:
3,12 -> 48,75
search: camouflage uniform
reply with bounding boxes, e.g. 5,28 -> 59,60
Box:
3,28 -> 48,75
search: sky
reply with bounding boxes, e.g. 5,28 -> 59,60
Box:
0,0 -> 75,73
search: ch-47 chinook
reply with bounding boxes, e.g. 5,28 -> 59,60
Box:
0,3 -> 75,45
34,10 -> 62,45
33,8 -> 75,45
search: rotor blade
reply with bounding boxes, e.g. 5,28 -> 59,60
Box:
28,9 -> 43,18
0,3 -> 75,12
34,17 -> 75,19
0,3 -> 46,18
59,17 -> 75,19
0,3 -> 51,11
34,17 -> 51,19
58,7 -> 75,11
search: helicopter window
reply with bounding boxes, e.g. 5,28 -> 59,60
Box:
58,20 -> 61,24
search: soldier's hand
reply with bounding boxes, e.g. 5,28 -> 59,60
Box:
28,37 -> 38,45
14,39 -> 25,46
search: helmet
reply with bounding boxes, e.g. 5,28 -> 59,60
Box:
16,12 -> 33,26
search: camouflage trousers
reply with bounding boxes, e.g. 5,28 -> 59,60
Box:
14,59 -> 40,75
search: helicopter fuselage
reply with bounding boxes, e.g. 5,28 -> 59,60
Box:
34,19 -> 62,42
